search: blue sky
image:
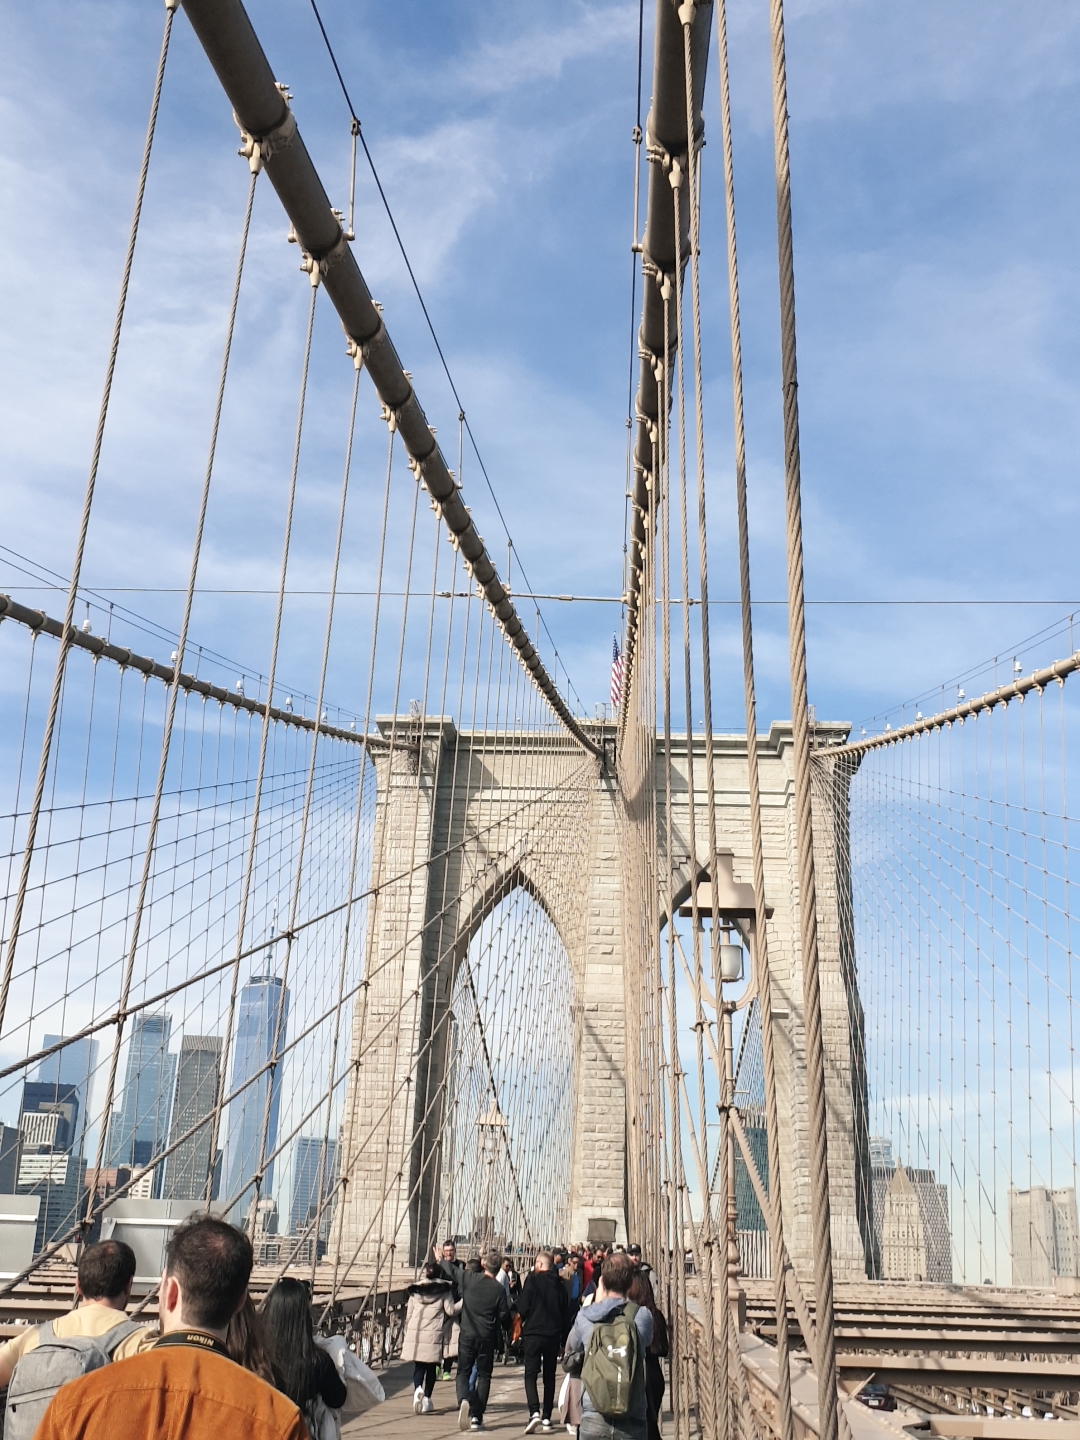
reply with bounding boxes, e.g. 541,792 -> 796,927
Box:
3,0 -> 1080,734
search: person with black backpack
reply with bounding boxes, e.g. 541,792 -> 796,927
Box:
0,1239 -> 153,1440
563,1253 -> 653,1440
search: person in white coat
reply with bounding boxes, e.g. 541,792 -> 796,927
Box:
403,1264 -> 459,1414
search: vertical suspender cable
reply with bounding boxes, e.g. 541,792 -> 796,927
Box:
0,1 -> 179,1036
206,280 -> 320,1211
86,164 -> 259,1223
766,3 -> 840,1438
671,165 -> 722,1440
713,2 -> 795,1438
251,355 -> 363,1222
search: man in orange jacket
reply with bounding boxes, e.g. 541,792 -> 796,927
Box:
33,1215 -> 308,1440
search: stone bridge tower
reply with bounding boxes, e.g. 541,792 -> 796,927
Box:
333,717 -> 627,1269
333,716 -> 870,1282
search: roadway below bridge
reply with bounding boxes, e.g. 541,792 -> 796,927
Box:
738,1278 -> 1080,1423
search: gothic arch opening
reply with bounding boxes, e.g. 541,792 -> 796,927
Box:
435,883 -> 575,1252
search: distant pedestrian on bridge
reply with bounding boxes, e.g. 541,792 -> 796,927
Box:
516,1250 -> 570,1434
561,1253 -> 585,1312
437,1241 -> 466,1377
438,1239 -> 466,1299
456,1251 -> 512,1432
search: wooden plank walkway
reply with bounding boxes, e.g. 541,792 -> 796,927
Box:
344,1361 -> 537,1440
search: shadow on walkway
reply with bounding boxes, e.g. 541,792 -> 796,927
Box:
345,1360 -> 534,1440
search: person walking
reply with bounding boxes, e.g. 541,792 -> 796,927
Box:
565,1253 -> 653,1440
496,1258 -> 513,1296
0,1239 -> 152,1389
403,1263 -> 458,1414
226,1295 -> 278,1386
260,1276 -> 347,1439
1,1240 -> 155,1438
437,1240 -> 466,1377
33,1215 -> 307,1440
438,1240 -> 466,1298
561,1254 -> 584,1314
456,1251 -> 511,1432
516,1251 -> 570,1435
627,1269 -> 669,1440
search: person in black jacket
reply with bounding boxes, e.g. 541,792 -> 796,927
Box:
516,1252 -> 570,1433
456,1251 -> 512,1432
438,1239 -> 466,1299
437,1240 -> 467,1377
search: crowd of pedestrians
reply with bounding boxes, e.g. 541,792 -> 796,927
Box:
0,1222 -> 665,1440
402,1238 -> 669,1440
0,1218 -> 379,1440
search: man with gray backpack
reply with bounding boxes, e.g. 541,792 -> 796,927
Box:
0,1238 -> 153,1439
564,1253 -> 653,1440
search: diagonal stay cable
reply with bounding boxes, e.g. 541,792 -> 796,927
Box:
0,755 -> 591,1085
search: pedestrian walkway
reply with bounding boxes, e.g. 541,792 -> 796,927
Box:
344,1362 -> 531,1440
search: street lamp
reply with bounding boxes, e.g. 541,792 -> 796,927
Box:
679,848 -> 773,1331
476,1102 -> 506,1255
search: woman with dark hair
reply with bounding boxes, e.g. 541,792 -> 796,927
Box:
628,1269 -> 670,1440
402,1261 -> 458,1413
260,1277 -> 347,1439
226,1294 -> 278,1386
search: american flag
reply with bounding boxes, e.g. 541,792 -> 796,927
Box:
610,636 -> 624,710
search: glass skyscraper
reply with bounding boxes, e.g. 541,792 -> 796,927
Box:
224,974 -> 289,1224
289,1136 -> 336,1239
35,1035 -> 99,1158
107,1013 -> 176,1194
164,1035 -> 223,1201
17,1080 -> 85,1252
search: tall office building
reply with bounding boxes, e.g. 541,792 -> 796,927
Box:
107,1013 -> 176,1196
164,1035 -> 224,1201
880,1167 -> 925,1279
871,1145 -> 952,1282
225,974 -> 289,1224
0,1126 -> 19,1193
733,1104 -> 768,1232
869,1136 -> 894,1169
733,1105 -> 770,1277
16,1080 -> 86,1253
35,1036 -> 99,1158
907,1168 -> 952,1282
1010,1186 -> 1080,1286
290,1136 -> 336,1240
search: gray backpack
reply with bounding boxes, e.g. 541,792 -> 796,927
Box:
5,1319 -> 144,1440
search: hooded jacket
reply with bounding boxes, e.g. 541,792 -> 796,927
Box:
515,1269 -> 571,1341
402,1278 -> 458,1364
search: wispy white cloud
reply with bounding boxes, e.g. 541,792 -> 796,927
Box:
449,3 -> 640,100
